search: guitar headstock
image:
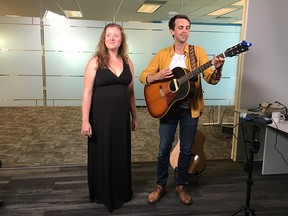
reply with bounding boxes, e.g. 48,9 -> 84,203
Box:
224,40 -> 252,58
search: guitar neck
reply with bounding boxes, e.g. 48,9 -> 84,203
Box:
180,53 -> 225,83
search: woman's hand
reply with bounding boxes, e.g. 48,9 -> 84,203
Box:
131,117 -> 138,131
81,122 -> 92,137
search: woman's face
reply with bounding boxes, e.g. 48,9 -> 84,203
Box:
105,26 -> 122,51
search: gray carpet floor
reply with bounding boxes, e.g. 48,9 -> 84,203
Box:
1,160 -> 288,215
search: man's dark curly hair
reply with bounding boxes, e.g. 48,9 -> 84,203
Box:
168,14 -> 191,30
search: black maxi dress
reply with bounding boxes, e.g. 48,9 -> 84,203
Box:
87,61 -> 133,212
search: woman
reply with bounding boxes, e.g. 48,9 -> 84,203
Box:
81,23 -> 137,212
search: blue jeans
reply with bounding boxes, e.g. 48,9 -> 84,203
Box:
156,108 -> 198,186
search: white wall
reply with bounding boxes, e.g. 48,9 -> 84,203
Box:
240,0 -> 288,108
234,0 -> 288,161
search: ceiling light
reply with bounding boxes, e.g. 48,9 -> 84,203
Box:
232,0 -> 245,6
44,10 -> 66,19
137,3 -> 163,13
208,8 -> 237,16
5,15 -> 21,17
64,10 -> 83,18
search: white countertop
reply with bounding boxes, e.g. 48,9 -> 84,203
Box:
235,108 -> 288,133
268,120 -> 288,133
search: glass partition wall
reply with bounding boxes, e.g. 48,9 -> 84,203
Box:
0,0 -> 242,167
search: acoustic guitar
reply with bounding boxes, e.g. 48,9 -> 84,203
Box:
144,40 -> 252,118
170,130 -> 206,175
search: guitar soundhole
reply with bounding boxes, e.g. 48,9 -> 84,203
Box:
169,79 -> 179,92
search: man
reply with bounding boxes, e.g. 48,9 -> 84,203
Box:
139,14 -> 225,205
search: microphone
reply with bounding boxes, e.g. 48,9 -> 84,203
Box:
240,113 -> 272,125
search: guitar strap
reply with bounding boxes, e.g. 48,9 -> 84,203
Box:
178,45 -> 198,109
188,45 -> 198,81
187,45 -> 198,98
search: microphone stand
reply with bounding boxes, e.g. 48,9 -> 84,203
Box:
232,124 -> 260,216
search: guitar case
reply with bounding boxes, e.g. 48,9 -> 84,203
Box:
169,130 -> 206,178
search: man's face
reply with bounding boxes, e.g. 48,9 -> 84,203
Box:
170,18 -> 190,43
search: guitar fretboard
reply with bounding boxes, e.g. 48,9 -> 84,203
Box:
179,53 -> 225,84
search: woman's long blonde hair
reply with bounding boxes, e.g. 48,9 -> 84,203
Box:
95,23 -> 129,69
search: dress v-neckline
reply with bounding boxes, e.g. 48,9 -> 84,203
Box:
108,67 -> 123,77
108,60 -> 124,77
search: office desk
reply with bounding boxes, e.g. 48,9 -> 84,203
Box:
235,109 -> 288,174
262,121 -> 288,175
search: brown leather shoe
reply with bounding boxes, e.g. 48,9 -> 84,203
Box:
176,185 -> 193,205
148,185 -> 166,204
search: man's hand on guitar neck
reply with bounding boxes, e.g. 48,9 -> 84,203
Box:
146,67 -> 174,85
212,55 -> 225,80
212,55 -> 225,70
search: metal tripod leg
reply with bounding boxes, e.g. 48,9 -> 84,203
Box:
232,206 -> 256,216
232,124 -> 260,216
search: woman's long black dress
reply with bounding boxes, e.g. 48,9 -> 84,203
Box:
87,61 -> 133,212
